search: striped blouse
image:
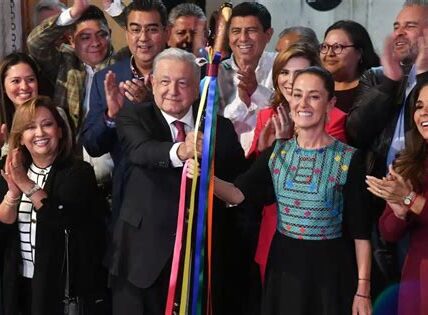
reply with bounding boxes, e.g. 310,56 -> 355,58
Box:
18,163 -> 51,278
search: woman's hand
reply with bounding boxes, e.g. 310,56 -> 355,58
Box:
257,106 -> 294,152
0,124 -> 7,149
386,200 -> 410,220
1,155 -> 21,197
272,105 -> 294,140
186,159 -> 200,179
257,118 -> 276,152
366,165 -> 412,204
7,148 -> 32,192
352,294 -> 372,315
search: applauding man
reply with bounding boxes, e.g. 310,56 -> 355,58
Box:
217,2 -> 275,155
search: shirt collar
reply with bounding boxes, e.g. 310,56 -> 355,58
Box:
84,63 -> 96,75
161,107 -> 194,128
228,52 -> 264,72
130,55 -> 147,81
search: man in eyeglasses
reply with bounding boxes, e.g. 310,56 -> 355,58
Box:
346,0 -> 428,306
103,1 -> 207,58
81,0 -> 169,229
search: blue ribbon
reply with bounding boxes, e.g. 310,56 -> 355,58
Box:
190,52 -> 222,315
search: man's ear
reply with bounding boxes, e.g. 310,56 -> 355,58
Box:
265,27 -> 274,43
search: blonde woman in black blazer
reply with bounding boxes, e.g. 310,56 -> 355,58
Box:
0,96 -> 107,315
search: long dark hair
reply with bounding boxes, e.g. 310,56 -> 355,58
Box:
0,53 -> 40,131
324,20 -> 380,75
393,82 -> 428,191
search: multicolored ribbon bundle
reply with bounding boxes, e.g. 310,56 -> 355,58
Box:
165,49 -> 223,315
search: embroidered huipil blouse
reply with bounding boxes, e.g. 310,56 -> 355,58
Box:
268,138 -> 355,240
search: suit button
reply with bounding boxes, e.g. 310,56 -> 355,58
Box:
58,205 -> 63,210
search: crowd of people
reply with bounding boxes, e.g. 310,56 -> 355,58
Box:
0,0 -> 427,314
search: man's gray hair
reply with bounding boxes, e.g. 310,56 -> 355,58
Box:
278,26 -> 319,48
33,0 -> 66,26
168,3 -> 206,25
153,48 -> 201,80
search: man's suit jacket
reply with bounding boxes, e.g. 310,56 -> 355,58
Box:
81,57 -> 135,162
110,101 -> 246,289
81,57 -> 152,221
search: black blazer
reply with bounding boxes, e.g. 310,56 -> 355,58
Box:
110,101 -> 246,288
0,157 -> 107,315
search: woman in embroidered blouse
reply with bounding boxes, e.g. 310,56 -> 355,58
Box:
190,67 -> 372,314
248,42 -> 348,284
0,96 -> 105,315
366,81 -> 428,315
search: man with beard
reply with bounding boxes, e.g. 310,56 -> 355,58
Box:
346,0 -> 428,308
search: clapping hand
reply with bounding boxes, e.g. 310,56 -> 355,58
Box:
258,105 -> 294,152
271,105 -> 294,139
366,165 -> 413,219
1,148 -> 27,196
415,28 -> 428,74
122,78 -> 151,104
237,65 -> 257,107
104,71 -> 125,119
0,124 -> 8,148
366,165 -> 412,203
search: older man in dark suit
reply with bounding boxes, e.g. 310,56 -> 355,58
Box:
109,48 -> 246,314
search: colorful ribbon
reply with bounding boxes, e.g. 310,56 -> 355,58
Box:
166,50 -> 222,315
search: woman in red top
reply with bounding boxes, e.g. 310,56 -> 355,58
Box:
249,43 -> 347,282
366,81 -> 428,315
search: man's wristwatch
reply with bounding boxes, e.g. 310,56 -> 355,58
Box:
403,191 -> 417,207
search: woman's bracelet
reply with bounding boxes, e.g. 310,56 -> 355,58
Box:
6,191 -> 20,202
25,183 -> 41,199
358,278 -> 371,282
3,196 -> 19,208
355,293 -> 371,299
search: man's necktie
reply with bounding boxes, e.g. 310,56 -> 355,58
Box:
173,120 -> 186,142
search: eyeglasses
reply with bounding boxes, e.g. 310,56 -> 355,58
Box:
126,25 -> 163,37
319,43 -> 356,55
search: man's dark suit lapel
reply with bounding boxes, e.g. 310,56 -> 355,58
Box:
152,104 -> 174,142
